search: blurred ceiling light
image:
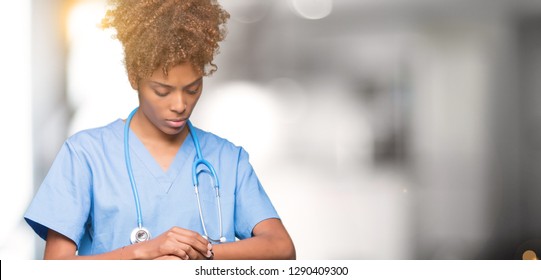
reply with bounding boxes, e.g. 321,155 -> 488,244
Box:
220,0 -> 272,24
66,1 -> 136,134
522,250 -> 538,260
290,0 -> 333,20
66,1 -> 103,44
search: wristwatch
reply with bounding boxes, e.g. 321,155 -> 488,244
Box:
207,249 -> 214,260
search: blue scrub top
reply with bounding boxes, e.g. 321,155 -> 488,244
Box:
24,119 -> 278,255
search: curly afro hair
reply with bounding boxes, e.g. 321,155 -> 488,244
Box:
101,0 -> 229,84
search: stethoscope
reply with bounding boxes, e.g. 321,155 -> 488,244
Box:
124,107 -> 226,244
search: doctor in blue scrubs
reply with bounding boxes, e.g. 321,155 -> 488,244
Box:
24,0 -> 295,260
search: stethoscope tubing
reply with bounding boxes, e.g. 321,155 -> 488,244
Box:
188,120 -> 224,243
124,108 -> 144,229
124,107 -> 225,244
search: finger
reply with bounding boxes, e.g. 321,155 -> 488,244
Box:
150,233 -> 195,259
167,227 -> 212,256
172,244 -> 191,260
188,250 -> 207,260
169,227 -> 210,246
175,234 -> 212,257
183,243 -> 210,260
169,240 -> 207,260
180,243 -> 212,260
149,236 -> 190,260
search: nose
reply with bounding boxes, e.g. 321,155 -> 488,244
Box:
170,91 -> 187,114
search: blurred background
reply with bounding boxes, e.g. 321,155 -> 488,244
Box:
1,0 -> 541,260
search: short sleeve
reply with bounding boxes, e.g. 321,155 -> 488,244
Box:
234,148 -> 279,239
24,140 -> 92,248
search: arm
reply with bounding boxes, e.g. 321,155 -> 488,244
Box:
212,218 -> 296,260
44,227 -> 213,260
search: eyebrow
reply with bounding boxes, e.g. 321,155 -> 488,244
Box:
150,77 -> 203,90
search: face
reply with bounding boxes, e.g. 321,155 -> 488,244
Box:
132,63 -> 203,138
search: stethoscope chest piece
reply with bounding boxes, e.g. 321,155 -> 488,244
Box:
130,227 -> 151,244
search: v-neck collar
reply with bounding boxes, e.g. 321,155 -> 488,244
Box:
112,119 -> 196,193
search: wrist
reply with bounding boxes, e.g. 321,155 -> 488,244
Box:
119,246 -> 129,260
123,243 -> 142,260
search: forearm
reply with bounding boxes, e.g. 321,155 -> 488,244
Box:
212,220 -> 296,260
44,242 -> 144,260
213,237 -> 295,260
45,227 -> 210,260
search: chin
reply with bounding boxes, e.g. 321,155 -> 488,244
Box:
163,125 -> 185,136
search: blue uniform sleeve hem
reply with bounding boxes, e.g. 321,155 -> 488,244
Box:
24,216 -> 82,249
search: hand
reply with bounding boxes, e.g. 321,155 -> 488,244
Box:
135,226 -> 213,260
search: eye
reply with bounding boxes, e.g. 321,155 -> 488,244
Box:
185,85 -> 201,95
154,90 -> 170,97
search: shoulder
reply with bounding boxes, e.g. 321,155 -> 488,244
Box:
64,119 -> 124,153
66,119 -> 123,143
192,126 -> 247,159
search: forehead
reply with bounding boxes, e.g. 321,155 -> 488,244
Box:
148,63 -> 202,86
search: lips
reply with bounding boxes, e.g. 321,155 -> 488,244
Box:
165,119 -> 186,128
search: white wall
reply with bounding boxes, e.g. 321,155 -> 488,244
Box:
0,0 -> 35,260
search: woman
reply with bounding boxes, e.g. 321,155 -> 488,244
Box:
24,0 -> 295,260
